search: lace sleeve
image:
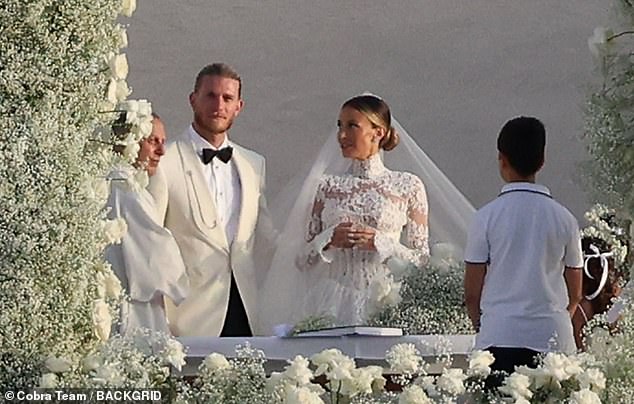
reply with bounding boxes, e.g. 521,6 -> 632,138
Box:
296,181 -> 336,270
375,175 -> 429,269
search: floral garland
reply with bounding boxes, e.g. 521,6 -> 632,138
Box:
581,203 -> 630,274
0,0 -> 170,389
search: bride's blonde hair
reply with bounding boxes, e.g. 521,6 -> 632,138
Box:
342,95 -> 400,151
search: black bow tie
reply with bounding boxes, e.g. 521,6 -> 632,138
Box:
202,146 -> 233,164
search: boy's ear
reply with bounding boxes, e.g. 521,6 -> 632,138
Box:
498,152 -> 508,167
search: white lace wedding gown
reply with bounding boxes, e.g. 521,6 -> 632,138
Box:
296,154 -> 430,325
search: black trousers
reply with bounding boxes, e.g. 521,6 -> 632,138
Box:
220,273 -> 252,337
484,346 -> 540,389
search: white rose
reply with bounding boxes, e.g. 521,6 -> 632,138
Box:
97,268 -> 122,299
137,99 -> 153,117
384,280 -> 402,306
39,373 -> 58,388
310,348 -> 355,377
285,385 -> 324,404
203,353 -> 230,370
467,350 -> 495,377
136,117 -> 153,139
122,141 -> 140,164
429,242 -> 458,272
369,276 -> 391,302
162,338 -> 186,371
363,365 -> 386,393
120,0 -> 137,17
399,385 -> 432,404
569,388 -> 602,404
102,217 -> 128,245
419,375 -> 440,397
498,372 -> 532,400
93,362 -> 124,386
115,80 -> 130,102
44,356 -> 72,373
108,53 -> 128,80
82,354 -> 103,372
283,355 -> 313,386
92,299 -> 112,342
436,368 -> 466,396
340,366 -> 384,397
368,276 -> 401,314
577,367 -> 606,391
118,27 -> 128,48
542,352 -> 581,382
83,177 -> 109,204
328,364 -> 353,381
122,99 -> 139,114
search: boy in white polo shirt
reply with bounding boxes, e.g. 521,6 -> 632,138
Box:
464,116 -> 583,385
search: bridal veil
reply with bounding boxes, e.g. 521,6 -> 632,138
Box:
256,98 -> 475,335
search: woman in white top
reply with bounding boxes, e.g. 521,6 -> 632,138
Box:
106,114 -> 189,335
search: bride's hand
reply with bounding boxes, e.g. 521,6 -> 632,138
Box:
350,225 -> 376,251
326,222 -> 376,250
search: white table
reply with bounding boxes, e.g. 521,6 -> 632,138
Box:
178,335 -> 476,375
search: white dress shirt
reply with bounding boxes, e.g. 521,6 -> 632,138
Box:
188,126 -> 241,244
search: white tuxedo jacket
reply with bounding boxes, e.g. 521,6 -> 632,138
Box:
148,131 -> 274,336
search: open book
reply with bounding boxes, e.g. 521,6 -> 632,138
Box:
294,325 -> 403,337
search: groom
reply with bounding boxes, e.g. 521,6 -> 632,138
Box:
148,63 -> 275,337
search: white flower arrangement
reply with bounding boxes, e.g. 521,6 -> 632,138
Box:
369,259 -> 473,335
385,343 -> 424,375
581,203 -> 629,268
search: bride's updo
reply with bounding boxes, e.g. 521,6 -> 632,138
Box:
342,94 -> 400,151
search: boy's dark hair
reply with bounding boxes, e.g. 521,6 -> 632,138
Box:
497,116 -> 545,177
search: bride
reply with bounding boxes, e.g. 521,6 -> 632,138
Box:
257,94 -> 474,334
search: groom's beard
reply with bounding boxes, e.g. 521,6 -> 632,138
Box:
195,112 -> 235,135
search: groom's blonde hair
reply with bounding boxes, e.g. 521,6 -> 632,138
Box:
194,63 -> 242,97
342,95 -> 400,151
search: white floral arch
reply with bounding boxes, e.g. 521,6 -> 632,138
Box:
0,0 -> 632,401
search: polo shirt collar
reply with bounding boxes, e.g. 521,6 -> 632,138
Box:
498,182 -> 551,198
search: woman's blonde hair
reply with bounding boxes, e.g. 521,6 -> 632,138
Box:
342,94 -> 399,151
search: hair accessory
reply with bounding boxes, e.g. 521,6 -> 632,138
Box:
583,243 -> 613,300
361,91 -> 383,100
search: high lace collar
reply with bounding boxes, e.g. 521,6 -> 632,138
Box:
347,153 -> 387,179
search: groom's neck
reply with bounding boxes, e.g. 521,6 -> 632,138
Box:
193,123 -> 227,148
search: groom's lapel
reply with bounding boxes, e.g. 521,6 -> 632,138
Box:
232,145 -> 258,244
177,139 -> 224,241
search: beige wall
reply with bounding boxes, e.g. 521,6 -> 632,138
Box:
126,0 -> 610,220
